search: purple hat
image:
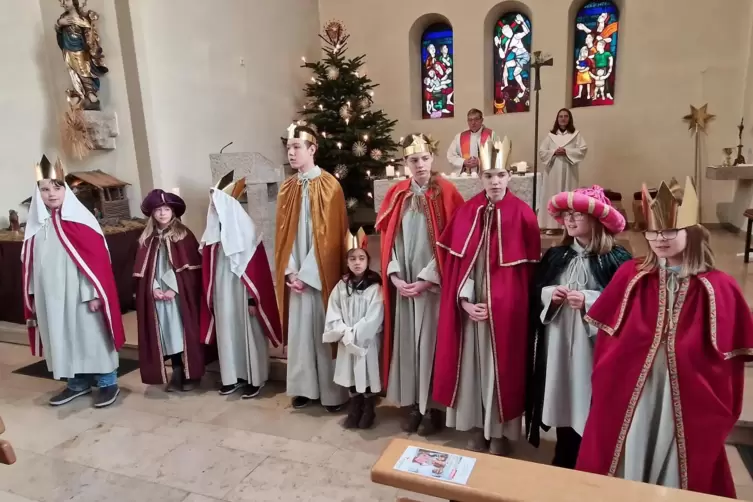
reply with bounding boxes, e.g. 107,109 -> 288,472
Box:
140,189 -> 186,218
547,185 -> 626,235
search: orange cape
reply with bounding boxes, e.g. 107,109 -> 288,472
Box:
274,170 -> 348,347
375,175 -> 465,389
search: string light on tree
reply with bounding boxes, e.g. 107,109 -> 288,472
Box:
363,134 -> 369,141
301,56 -> 306,63
336,141 -> 342,149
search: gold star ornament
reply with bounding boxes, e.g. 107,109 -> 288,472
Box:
683,104 -> 715,133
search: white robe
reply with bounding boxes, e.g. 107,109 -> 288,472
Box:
152,238 -> 184,357
213,243 -> 269,386
447,129 -> 497,175
323,281 -> 384,394
445,229 -> 520,440
538,130 -> 588,229
285,167 -> 349,406
32,221 -> 118,379
539,241 -> 601,436
385,181 -> 441,414
617,267 -> 680,487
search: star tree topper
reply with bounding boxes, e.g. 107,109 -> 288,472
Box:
683,104 -> 715,134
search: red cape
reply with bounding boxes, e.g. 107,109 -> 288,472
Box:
133,231 -> 205,385
375,175 -> 465,389
577,260 -> 753,498
200,242 -> 282,348
432,190 -> 540,421
21,212 -> 126,356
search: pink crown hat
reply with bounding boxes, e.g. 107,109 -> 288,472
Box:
547,185 -> 626,235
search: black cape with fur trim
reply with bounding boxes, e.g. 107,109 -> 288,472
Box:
525,244 -> 632,447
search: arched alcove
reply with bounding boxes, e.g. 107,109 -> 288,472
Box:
483,1 -> 534,116
567,0 -> 623,108
408,13 -> 454,120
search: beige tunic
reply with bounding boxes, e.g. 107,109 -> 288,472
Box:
152,238 -> 184,356
324,281 -> 384,394
32,221 -> 118,379
537,131 -> 588,230
445,232 -> 520,440
385,180 -> 441,414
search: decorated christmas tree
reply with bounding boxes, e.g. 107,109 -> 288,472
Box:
290,21 -> 399,209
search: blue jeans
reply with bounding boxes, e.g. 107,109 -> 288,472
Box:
67,370 -> 118,391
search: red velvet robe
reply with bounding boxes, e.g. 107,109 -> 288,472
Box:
577,259 -> 753,498
200,242 -> 282,348
375,175 -> 465,389
433,190 -> 541,421
133,231 -> 205,385
21,212 -> 126,356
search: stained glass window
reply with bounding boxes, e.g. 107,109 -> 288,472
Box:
421,23 -> 454,119
493,13 -> 532,114
572,1 -> 619,108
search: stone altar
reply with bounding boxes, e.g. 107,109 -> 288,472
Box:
706,164 -> 753,231
210,152 -> 284,274
373,172 -> 542,213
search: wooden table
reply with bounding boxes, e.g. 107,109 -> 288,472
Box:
371,438 -> 728,502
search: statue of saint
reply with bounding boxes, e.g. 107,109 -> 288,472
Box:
55,0 -> 109,110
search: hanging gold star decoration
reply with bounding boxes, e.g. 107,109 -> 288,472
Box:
683,104 -> 715,133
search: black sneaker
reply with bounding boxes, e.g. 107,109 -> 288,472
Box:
292,396 -> 311,409
49,387 -> 92,406
241,383 -> 263,399
94,385 -> 120,408
324,403 -> 345,413
219,382 -> 243,395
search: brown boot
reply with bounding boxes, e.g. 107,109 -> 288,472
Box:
343,394 -> 364,429
401,404 -> 423,433
489,437 -> 513,457
418,409 -> 444,436
466,430 -> 488,452
358,395 -> 377,429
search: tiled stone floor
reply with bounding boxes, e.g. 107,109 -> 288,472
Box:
0,342 -> 753,501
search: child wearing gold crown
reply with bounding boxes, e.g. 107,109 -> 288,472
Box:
376,133 -> 464,435
525,185 -> 631,468
576,178 -> 753,498
133,189 -> 204,391
322,229 -> 384,429
199,171 -> 282,399
22,156 -> 124,408
433,137 -> 541,456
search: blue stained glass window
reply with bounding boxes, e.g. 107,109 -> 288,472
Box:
421,23 -> 454,119
572,1 -> 619,108
493,13 -> 532,114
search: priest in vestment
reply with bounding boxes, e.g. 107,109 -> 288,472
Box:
433,137 -> 541,456
22,156 -> 124,408
200,172 -> 282,399
377,133 -> 464,435
134,189 -> 204,391
525,186 -> 630,468
275,125 -> 350,411
538,108 -> 588,233
577,178 -> 753,498
446,108 -> 497,175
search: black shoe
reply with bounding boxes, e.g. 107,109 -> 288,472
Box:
402,404 -> 423,433
358,395 -> 376,429
219,382 -> 243,395
182,379 -> 199,392
49,387 -> 92,406
324,403 -> 345,413
166,369 -> 183,392
343,395 -> 364,429
418,408 -> 444,437
94,385 -> 120,408
241,383 -> 263,399
292,396 -> 311,409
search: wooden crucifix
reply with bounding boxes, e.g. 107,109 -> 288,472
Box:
531,51 -> 554,215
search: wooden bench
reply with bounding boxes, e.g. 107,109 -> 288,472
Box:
0,416 -> 17,465
745,209 -> 753,263
371,438 -> 730,502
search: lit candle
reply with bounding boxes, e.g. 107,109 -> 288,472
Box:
354,71 -> 359,77
399,137 -> 404,143
337,142 -> 342,149
319,104 -> 324,110
367,192 -> 373,198
301,56 -> 306,63
345,118 -> 350,125
310,77 -> 316,82
369,91 -> 375,97
386,165 -> 395,177
347,101 -> 351,107
360,114 -> 365,119
363,134 -> 369,141
321,132 -> 327,138
171,187 -> 180,196
366,170 -> 371,177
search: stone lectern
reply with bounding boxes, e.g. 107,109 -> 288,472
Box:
209,152 -> 284,276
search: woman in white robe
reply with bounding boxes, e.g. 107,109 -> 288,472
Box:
538,109 -> 588,233
323,240 -> 384,429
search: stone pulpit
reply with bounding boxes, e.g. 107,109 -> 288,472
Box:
209,152 -> 284,275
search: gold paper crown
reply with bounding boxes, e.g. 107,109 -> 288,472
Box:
213,170 -> 246,200
345,227 -> 367,251
641,177 -> 699,231
34,155 -> 66,182
403,134 -> 438,157
287,123 -> 318,146
479,136 -> 512,172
